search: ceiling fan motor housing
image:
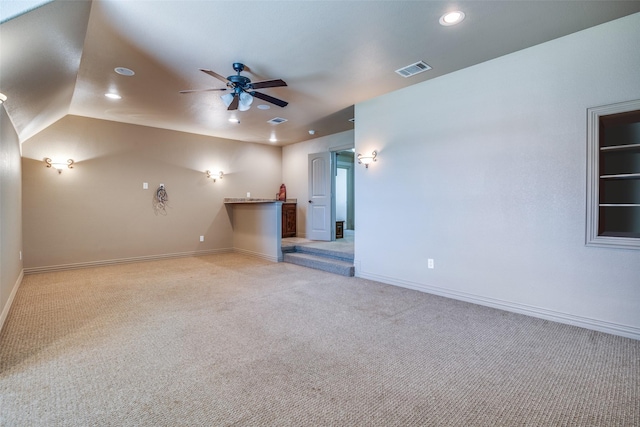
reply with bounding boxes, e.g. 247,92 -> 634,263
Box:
228,75 -> 251,88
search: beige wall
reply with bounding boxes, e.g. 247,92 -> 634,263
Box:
1,105 -> 23,330
21,115 -> 282,270
282,130 -> 354,237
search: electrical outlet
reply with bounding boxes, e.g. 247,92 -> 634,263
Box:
246,192 -> 251,198
143,182 -> 148,190
428,259 -> 434,269
19,250 -> 22,261
199,236 -> 204,242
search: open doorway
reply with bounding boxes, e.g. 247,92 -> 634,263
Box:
334,150 -> 355,235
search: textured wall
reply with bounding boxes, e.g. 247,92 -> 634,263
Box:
0,105 -> 23,329
21,115 -> 282,269
355,14 -> 640,338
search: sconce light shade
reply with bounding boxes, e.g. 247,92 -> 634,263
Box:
357,151 -> 377,169
45,158 -> 74,174
206,170 -> 224,182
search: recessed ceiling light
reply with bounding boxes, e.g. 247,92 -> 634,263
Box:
257,104 -> 270,110
104,93 -> 122,99
439,11 -> 465,26
114,67 -> 135,76
228,118 -> 240,123
269,136 -> 277,143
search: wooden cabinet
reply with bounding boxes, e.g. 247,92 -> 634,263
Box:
282,203 -> 297,238
587,100 -> 640,249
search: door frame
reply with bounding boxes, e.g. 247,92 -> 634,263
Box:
329,143 -> 355,240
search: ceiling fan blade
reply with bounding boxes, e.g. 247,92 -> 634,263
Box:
179,88 -> 227,94
251,91 -> 288,107
227,94 -> 239,110
200,68 -> 228,82
250,79 -> 287,89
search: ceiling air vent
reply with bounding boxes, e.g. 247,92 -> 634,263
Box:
395,60 -> 432,78
267,117 -> 288,125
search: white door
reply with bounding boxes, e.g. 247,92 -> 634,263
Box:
307,151 -> 332,241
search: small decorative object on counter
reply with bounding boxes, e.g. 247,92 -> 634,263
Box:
277,184 -> 287,201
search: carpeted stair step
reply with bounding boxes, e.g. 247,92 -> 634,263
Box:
283,252 -> 354,277
293,245 -> 354,263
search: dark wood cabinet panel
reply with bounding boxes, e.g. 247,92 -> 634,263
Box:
282,203 -> 297,238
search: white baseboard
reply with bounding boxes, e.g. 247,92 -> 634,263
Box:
357,271 -> 640,341
23,248 -> 234,274
0,269 -> 23,333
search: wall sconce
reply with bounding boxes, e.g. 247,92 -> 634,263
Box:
357,151 -> 377,169
206,170 -> 224,182
45,158 -> 74,174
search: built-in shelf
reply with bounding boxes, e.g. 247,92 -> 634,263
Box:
599,173 -> 640,179
599,231 -> 640,238
586,99 -> 640,249
600,143 -> 640,152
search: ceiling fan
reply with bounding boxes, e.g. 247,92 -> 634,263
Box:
180,63 -> 288,111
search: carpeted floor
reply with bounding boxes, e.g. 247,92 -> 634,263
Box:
1,253 -> 638,426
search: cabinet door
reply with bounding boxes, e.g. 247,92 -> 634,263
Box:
282,204 -> 297,238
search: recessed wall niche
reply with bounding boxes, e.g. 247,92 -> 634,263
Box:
586,99 -> 640,249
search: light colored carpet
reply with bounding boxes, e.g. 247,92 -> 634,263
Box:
1,253 -> 638,426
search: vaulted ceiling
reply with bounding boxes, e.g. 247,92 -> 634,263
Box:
2,1 -> 640,146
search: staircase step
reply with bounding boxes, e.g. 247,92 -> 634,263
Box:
283,252 -> 354,277
293,245 -> 354,262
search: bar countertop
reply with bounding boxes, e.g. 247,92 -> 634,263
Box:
223,198 -> 297,204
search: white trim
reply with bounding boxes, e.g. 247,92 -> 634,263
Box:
586,99 -> 640,249
357,271 -> 640,341
329,142 -> 354,152
23,249 -> 233,274
0,269 -> 23,333
233,247 -> 281,262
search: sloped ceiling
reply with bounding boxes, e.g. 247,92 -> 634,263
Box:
2,1 -> 640,146
0,1 -> 91,143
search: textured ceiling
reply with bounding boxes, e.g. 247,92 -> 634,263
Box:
2,1 -> 640,145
